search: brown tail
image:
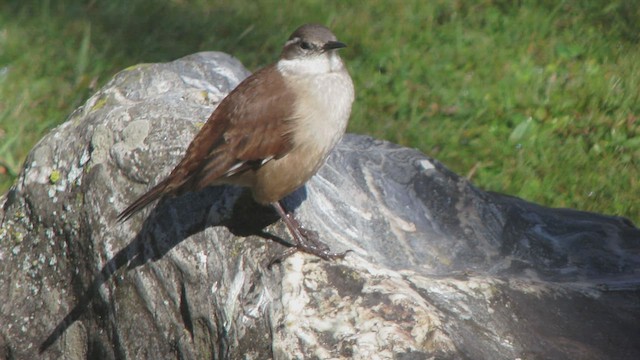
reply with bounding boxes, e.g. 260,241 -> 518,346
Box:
117,180 -> 169,223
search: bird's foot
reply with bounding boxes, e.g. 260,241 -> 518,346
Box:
268,229 -> 350,268
268,200 -> 351,267
294,226 -> 350,259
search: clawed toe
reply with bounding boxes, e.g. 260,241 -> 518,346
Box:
268,201 -> 351,267
268,243 -> 351,268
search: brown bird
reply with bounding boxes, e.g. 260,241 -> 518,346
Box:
117,24 -> 355,260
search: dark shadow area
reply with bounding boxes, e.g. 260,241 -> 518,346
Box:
491,192 -> 640,281
39,184 -> 308,353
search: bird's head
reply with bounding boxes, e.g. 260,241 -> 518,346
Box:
278,24 -> 347,75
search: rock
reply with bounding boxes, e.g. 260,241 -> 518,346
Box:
1,51 -> 639,359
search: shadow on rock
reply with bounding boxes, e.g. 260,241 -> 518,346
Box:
39,184 -> 307,353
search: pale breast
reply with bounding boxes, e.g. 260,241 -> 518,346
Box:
251,69 -> 354,204
290,70 -> 354,154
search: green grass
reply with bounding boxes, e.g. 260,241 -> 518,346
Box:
1,0 -> 639,222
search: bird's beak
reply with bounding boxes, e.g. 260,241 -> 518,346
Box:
323,41 -> 347,51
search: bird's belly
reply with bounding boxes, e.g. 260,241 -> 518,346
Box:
251,144 -> 327,204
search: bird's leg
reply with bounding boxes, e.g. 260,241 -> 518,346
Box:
270,201 -> 348,262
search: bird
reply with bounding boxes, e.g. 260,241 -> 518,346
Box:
117,24 -> 355,261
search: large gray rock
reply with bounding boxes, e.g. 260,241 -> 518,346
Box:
1,52 -> 639,359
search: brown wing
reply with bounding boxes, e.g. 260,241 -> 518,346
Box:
180,64 -> 297,190
191,66 -> 297,189
117,64 -> 296,222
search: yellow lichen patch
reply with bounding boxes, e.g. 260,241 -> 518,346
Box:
49,170 -> 61,184
91,96 -> 108,112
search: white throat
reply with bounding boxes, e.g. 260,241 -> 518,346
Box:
277,52 -> 345,76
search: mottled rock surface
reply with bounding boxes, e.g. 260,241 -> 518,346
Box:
1,52 -> 639,359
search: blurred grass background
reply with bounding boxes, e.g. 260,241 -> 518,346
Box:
0,0 -> 638,222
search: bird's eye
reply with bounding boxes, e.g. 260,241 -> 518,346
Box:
300,41 -> 312,50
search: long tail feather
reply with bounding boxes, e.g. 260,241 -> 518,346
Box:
117,180 -> 168,223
